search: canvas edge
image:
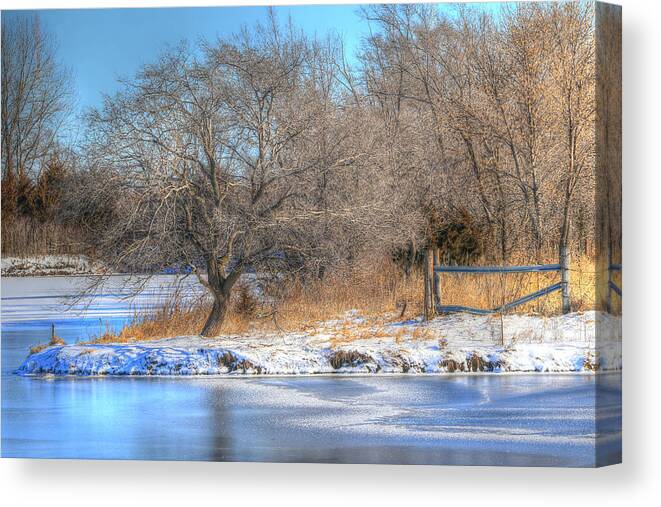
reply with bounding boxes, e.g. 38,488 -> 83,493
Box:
594,0 -> 622,468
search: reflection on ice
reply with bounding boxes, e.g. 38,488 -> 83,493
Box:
1,373 -> 621,466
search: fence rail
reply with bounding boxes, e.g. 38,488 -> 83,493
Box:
437,281 -> 562,315
423,251 -> 621,319
608,263 -> 622,300
431,262 -> 563,317
435,264 -> 561,274
609,280 -> 622,297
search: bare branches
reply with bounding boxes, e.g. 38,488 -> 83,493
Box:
63,4 -> 598,333
81,16 -> 377,334
360,2 -> 596,262
1,13 -> 73,227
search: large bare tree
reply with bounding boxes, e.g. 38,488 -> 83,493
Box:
85,17 -> 367,335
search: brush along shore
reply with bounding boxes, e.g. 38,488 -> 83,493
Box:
17,311 -> 621,376
0,255 -> 105,277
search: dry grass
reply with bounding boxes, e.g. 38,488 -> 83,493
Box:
29,334 -> 66,355
274,262 -> 423,330
328,323 -> 394,348
92,299 -> 214,344
89,282 -> 263,344
87,261 -> 420,344
439,252 -> 600,315
89,253 -> 604,345
1,216 -> 85,256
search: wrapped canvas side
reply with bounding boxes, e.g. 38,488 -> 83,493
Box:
595,1 -> 622,467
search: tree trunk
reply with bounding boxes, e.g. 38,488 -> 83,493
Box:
432,248 -> 441,307
559,162 -> 573,315
423,248 -> 431,321
200,257 -> 241,337
201,289 -> 230,337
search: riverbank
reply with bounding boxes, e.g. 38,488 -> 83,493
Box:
16,311 -> 621,376
0,255 -> 104,277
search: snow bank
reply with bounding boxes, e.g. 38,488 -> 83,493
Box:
1,255 -> 104,277
16,311 -> 621,376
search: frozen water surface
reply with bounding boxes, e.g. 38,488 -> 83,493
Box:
1,276 -> 621,466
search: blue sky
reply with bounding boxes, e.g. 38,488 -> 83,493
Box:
1,3 -> 501,118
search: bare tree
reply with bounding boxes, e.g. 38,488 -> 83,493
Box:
85,16 -> 367,335
548,2 -> 595,312
1,14 -> 71,215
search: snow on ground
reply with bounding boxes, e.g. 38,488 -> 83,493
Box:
16,310 -> 622,376
1,255 -> 104,276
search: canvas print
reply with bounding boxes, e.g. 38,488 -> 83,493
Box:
1,1 -> 621,467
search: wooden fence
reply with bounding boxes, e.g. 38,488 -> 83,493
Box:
608,263 -> 622,313
421,248 -> 622,319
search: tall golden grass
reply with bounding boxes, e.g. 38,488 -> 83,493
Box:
90,264 -> 421,343
89,252 -> 610,344
439,253 -> 601,315
91,297 -> 214,344
1,216 -> 85,256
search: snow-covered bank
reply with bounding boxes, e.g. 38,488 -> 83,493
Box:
1,255 -> 104,277
16,311 -> 621,376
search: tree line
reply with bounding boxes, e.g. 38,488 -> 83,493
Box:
1,3 -> 601,333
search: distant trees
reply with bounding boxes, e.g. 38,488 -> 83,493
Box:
80,3 -> 599,329
1,14 -> 76,255
1,14 -> 71,218
360,2 -> 596,266
547,4 -> 595,312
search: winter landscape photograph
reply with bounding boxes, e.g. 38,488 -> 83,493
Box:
1,1 -> 621,467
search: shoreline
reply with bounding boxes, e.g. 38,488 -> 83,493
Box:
1,255 -> 104,277
16,369 -> 622,380
15,311 -> 622,377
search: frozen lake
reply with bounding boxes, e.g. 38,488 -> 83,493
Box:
1,276 -> 621,466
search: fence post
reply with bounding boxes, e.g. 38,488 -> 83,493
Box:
606,245 -> 613,314
433,248 -> 441,308
560,245 -> 571,314
423,248 -> 430,321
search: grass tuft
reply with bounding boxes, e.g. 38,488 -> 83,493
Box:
29,334 -> 66,355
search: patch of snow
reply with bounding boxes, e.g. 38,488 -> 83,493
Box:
16,311 -> 621,376
1,255 -> 104,277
